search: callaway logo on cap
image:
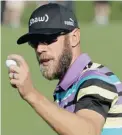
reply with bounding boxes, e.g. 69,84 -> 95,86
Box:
17,3 -> 79,44
29,14 -> 49,26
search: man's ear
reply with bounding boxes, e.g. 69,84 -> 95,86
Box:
69,28 -> 80,47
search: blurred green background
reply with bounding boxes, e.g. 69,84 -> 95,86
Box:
1,1 -> 122,135
21,1 -> 122,25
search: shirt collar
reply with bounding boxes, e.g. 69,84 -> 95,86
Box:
58,53 -> 91,91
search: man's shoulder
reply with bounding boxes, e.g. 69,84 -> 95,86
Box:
74,62 -> 121,97
78,62 -> 121,85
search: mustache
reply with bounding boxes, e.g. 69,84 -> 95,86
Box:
37,54 -> 54,64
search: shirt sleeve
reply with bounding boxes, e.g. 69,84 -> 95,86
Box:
74,78 -> 118,118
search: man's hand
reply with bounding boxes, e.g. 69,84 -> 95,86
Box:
7,54 -> 35,100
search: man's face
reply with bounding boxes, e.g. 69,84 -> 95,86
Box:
31,33 -> 73,80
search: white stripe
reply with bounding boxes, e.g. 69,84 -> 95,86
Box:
109,104 -> 122,113
114,82 -> 121,85
104,118 -> 122,128
90,63 -> 101,69
77,86 -> 118,101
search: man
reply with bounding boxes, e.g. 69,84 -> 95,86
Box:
7,3 -> 122,135
3,0 -> 25,28
93,1 -> 111,25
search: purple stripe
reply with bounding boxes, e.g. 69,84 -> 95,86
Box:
97,66 -> 112,74
59,92 -> 76,108
116,96 -> 122,105
115,83 -> 122,93
78,70 -> 107,81
65,104 -> 75,112
62,92 -> 76,102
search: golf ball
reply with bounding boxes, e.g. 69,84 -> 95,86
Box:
6,60 -> 17,67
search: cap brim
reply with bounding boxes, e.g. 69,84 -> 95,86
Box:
17,29 -> 70,44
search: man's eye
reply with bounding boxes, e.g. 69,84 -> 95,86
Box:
28,41 -> 39,48
28,37 -> 58,47
47,39 -> 57,44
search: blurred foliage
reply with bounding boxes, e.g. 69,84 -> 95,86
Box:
21,1 -> 122,26
110,1 -> 122,21
75,1 -> 122,22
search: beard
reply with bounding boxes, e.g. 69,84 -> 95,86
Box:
36,37 -> 73,80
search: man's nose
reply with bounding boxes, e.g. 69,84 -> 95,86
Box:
36,44 -> 48,53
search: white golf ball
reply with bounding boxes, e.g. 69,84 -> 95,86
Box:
6,60 -> 17,67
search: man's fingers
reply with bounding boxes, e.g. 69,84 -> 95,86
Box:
9,72 -> 19,80
8,65 -> 20,73
10,79 -> 19,86
9,72 -> 14,79
7,54 -> 28,67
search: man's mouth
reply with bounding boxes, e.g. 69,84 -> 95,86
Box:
40,59 -> 52,66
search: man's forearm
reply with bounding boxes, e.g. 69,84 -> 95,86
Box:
25,90 -> 97,135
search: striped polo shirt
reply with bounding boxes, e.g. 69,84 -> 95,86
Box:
53,53 -> 122,135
